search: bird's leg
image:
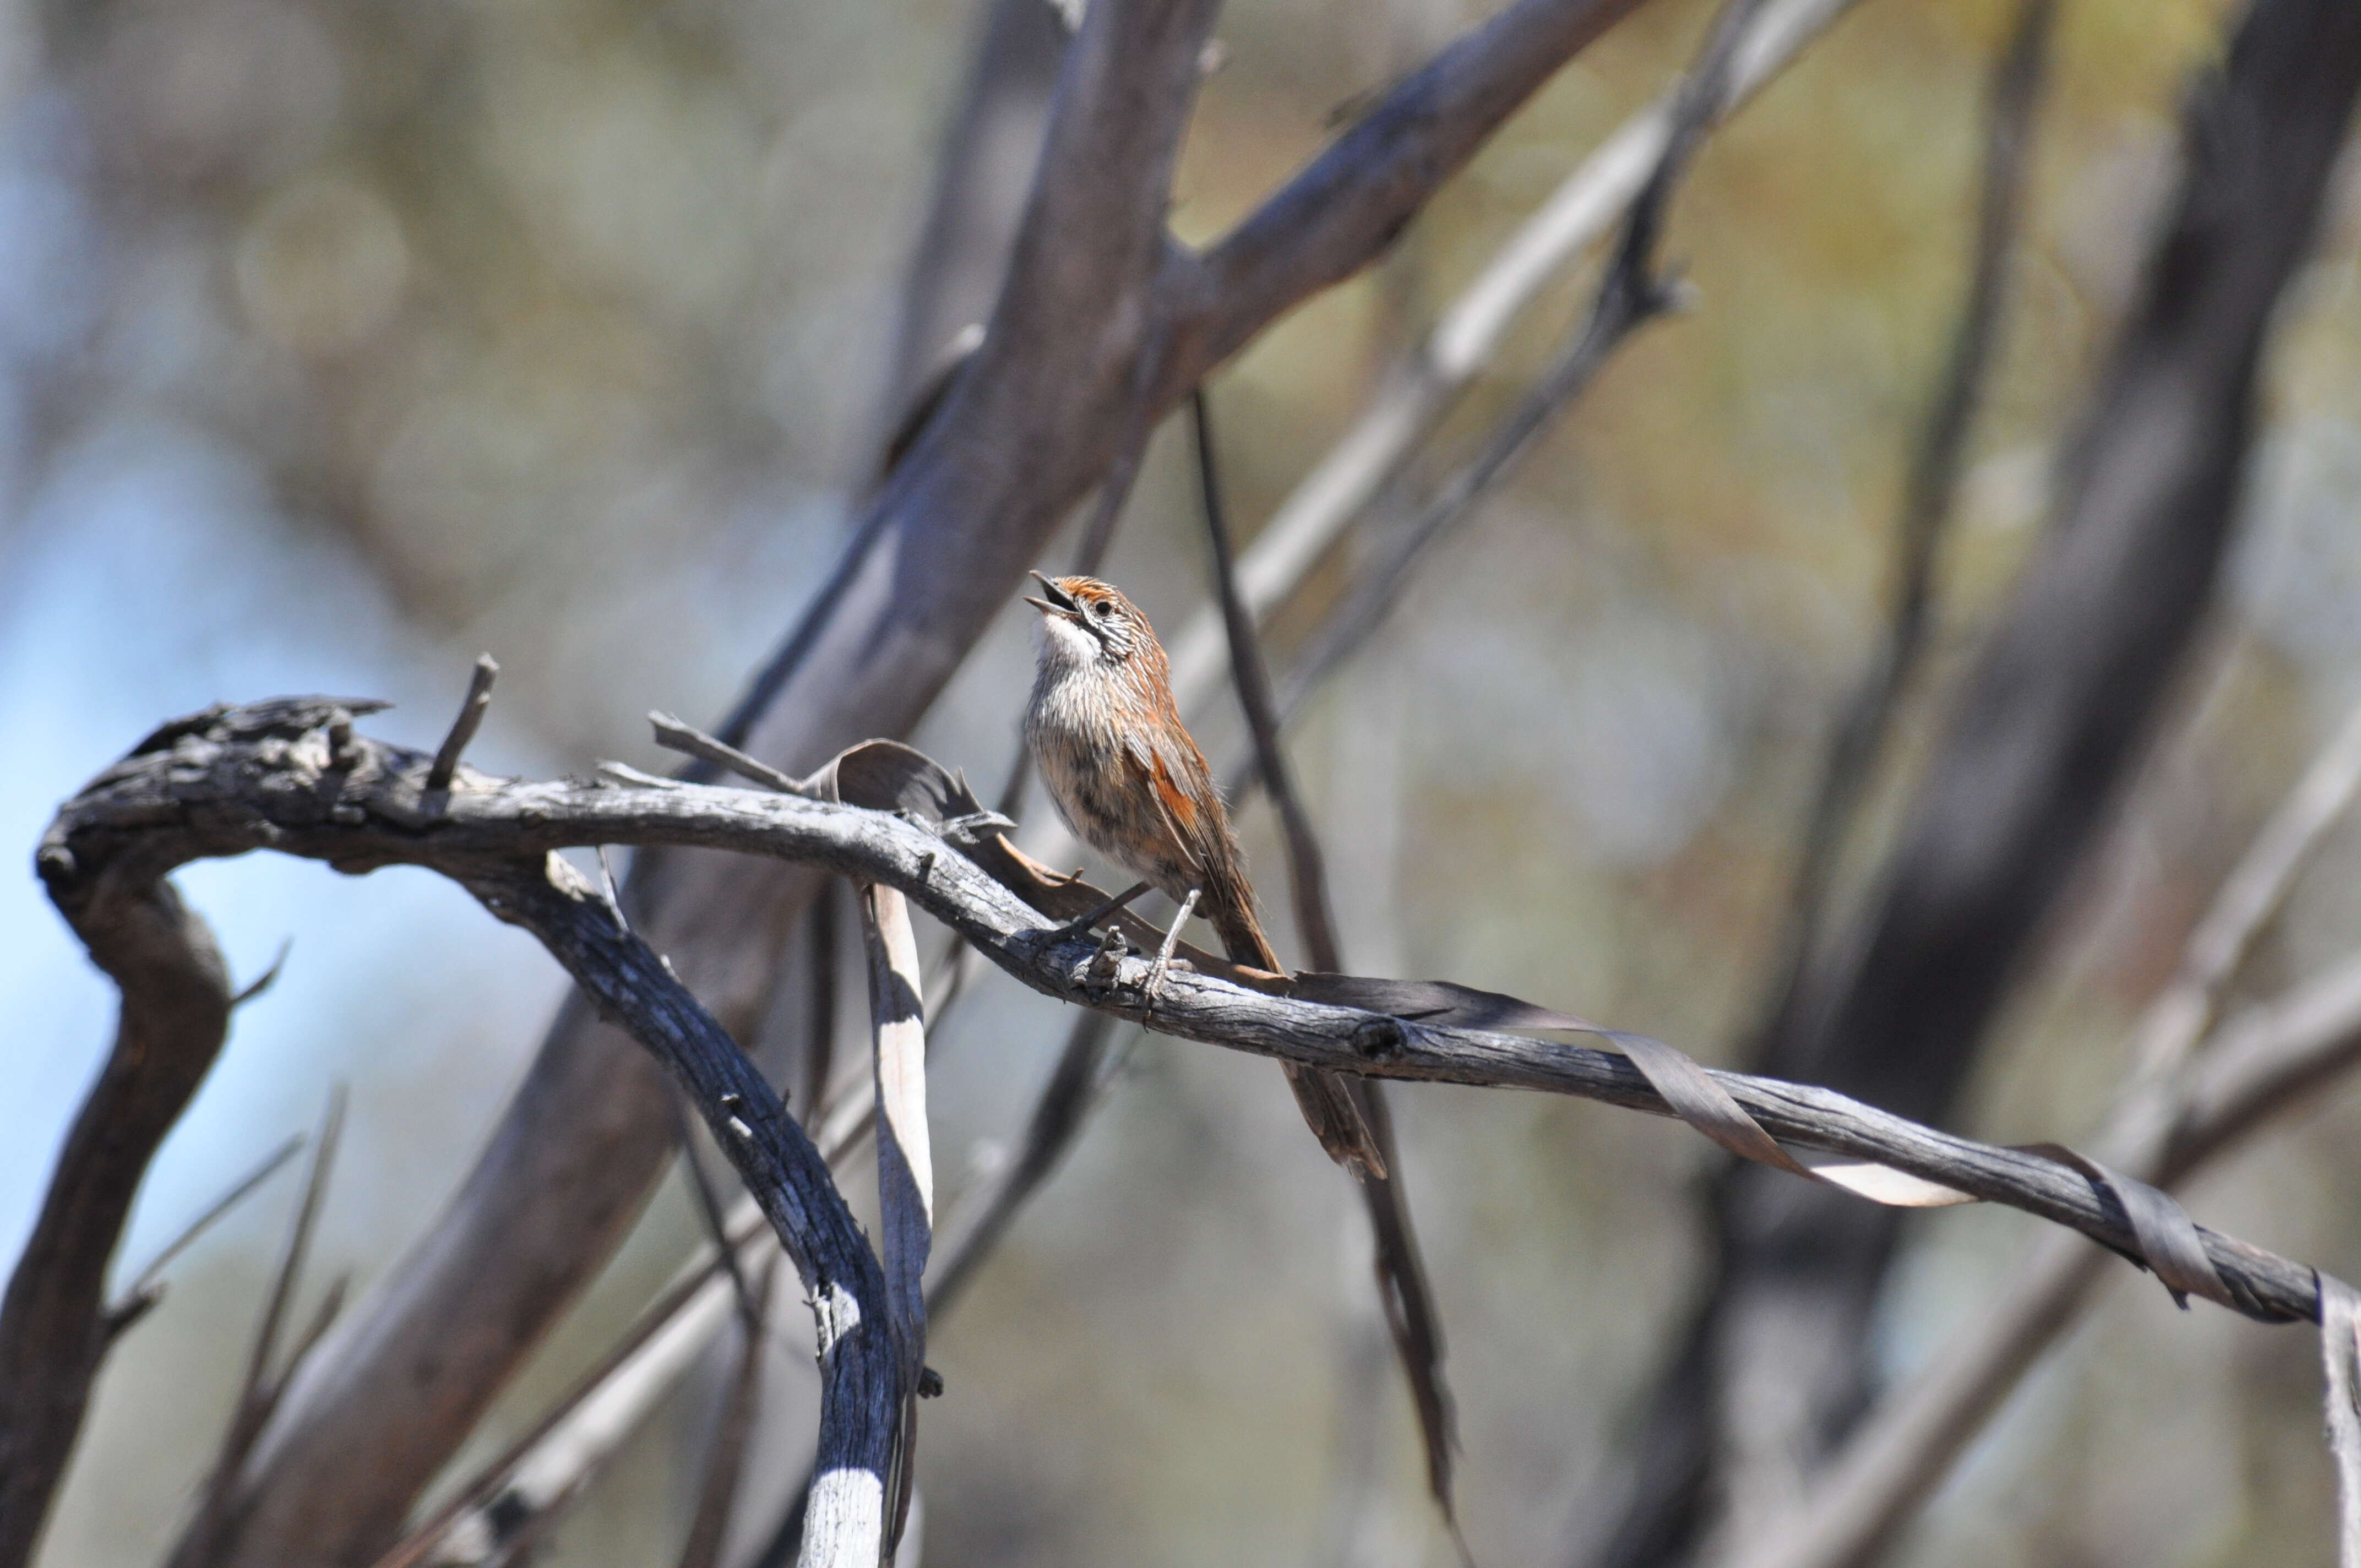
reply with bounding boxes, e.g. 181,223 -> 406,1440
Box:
1143,888 -> 1200,1009
1049,880 -> 1152,943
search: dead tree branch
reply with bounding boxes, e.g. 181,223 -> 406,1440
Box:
1155,0 -> 1862,735
32,700 -> 2343,1337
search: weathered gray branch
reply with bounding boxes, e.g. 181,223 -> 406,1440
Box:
858,882 -> 931,1554
37,701 -> 2338,1337
1191,0 -> 1651,367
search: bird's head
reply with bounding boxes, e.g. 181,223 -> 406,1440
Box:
1025,573 -> 1153,670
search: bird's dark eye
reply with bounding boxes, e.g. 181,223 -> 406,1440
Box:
1091,601 -> 1112,619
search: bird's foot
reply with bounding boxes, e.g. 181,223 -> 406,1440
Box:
1143,888 -> 1200,1011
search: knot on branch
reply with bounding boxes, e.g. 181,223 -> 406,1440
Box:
1352,1015 -> 1407,1060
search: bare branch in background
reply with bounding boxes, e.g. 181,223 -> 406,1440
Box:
2125,699 -> 2361,1082
1585,0 -> 2361,1558
675,1257 -> 779,1568
176,1091 -> 350,1568
1194,385 -> 1465,1543
870,0 -> 1069,467
1191,0 -> 1656,368
1156,0 -> 1867,728
1193,390 -> 1343,982
1732,941 -> 2361,1568
1742,0 -> 2054,1055
1265,0 -> 1771,743
1714,692 -> 2361,1568
368,1199 -> 773,1568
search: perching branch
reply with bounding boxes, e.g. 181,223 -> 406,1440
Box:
36,700 -> 2343,1336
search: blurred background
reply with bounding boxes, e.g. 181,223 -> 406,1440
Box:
7,0 -> 2361,1562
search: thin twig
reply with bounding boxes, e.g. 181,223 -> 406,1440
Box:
1193,389 -> 1343,970
230,938 -> 293,1009
108,1134 -> 304,1326
651,711 -> 808,797
1743,0 -> 2053,1065
1152,0 -> 1865,729
177,1090 -> 347,1564
670,1089 -> 762,1328
1261,0 -> 1772,739
1195,385 -> 1468,1544
674,1254 -> 779,1568
2126,695 -> 2361,1083
241,1090 -> 345,1429
426,655 -> 499,794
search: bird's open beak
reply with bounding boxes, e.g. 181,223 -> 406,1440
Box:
1025,570 -> 1082,620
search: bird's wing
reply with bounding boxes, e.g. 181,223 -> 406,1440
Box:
1123,733 -> 1212,879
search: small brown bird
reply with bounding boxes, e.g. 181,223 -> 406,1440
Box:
1023,571 -> 1384,1178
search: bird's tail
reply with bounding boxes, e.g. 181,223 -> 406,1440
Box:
1282,1061 -> 1387,1180
1210,897 -> 1388,1179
